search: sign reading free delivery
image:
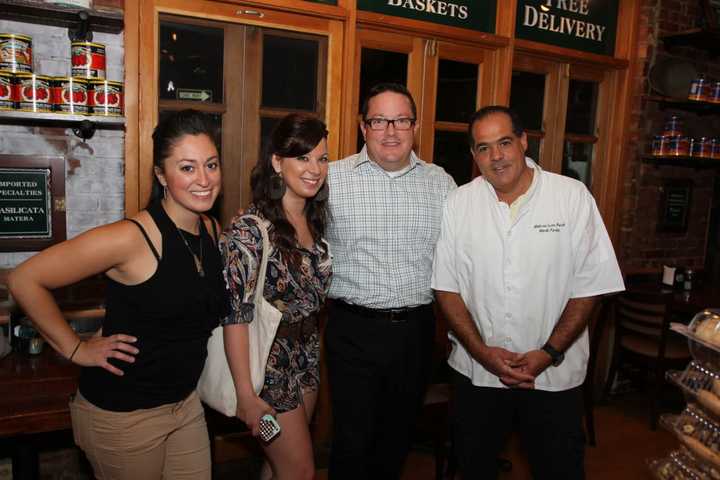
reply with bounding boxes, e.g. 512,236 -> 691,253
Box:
516,0 -> 619,56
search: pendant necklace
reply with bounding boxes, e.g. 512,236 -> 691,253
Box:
177,221 -> 205,278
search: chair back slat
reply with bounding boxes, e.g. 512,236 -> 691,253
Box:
615,292 -> 670,338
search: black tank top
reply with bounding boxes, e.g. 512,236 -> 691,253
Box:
79,200 -> 229,411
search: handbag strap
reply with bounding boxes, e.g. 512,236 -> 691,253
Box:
242,214 -> 271,306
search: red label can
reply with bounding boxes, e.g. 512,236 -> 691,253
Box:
71,41 -> 106,79
0,72 -> 14,110
14,73 -> 52,112
0,33 -> 32,73
52,76 -> 88,114
89,79 -> 123,116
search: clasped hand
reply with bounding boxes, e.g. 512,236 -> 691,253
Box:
478,346 -> 553,389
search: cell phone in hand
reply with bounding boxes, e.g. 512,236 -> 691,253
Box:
259,414 -> 281,442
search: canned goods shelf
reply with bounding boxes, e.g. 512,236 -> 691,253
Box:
661,28 -> 720,56
0,109 -> 124,127
642,155 -> 720,169
0,0 -> 123,35
643,95 -> 720,114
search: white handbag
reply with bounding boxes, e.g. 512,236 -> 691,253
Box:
198,215 -> 282,417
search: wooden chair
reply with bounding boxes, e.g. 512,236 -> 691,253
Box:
413,306 -> 455,480
602,290 -> 690,429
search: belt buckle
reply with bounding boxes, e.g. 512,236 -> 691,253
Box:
388,309 -> 405,323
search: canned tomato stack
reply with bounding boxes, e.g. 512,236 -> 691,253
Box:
71,41 -> 123,116
1,33 -> 54,113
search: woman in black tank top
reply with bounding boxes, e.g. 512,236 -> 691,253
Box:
9,110 -> 229,480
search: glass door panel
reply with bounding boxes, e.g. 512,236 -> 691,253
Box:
159,21 -> 224,104
433,130 -> 473,186
562,78 -> 599,187
427,43 -> 484,186
357,48 -> 409,151
435,59 -> 478,124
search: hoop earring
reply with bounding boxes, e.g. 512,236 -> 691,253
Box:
269,172 -> 286,200
314,181 -> 329,202
163,186 -> 168,199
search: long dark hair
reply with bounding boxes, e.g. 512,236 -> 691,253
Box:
147,109 -> 220,208
251,113 -> 329,259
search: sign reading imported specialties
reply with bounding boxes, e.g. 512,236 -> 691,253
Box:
0,168 -> 52,238
516,0 -> 618,56
358,0 -> 496,33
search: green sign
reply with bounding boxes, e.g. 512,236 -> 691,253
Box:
658,181 -> 692,234
0,168 -> 51,238
516,0 -> 618,56
358,0 -> 496,34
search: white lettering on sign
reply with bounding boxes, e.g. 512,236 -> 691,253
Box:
0,207 -> 45,214
0,189 -> 42,196
523,5 -> 606,42
386,0 -> 469,20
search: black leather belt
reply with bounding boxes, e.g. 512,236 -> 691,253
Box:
334,300 -> 431,322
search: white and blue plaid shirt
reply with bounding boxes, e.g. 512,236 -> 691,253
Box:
326,146 -> 457,309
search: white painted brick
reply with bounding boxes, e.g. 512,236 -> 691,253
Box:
72,137 -> 123,157
99,194 -> 124,211
0,135 -> 68,155
65,176 -> 94,193
0,252 -> 33,268
67,194 -> 99,211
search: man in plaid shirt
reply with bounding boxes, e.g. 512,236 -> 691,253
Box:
325,83 -> 456,479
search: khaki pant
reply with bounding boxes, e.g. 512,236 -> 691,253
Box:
70,390 -> 211,480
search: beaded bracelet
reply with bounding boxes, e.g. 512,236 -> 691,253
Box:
69,339 -> 82,361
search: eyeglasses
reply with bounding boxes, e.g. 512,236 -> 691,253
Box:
364,117 -> 416,131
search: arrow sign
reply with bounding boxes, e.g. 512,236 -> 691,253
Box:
177,89 -> 213,102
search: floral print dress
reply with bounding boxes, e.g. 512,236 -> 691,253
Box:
220,206 -> 332,412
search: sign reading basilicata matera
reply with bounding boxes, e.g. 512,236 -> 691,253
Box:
0,168 -> 51,239
516,0 -> 618,56
358,0 -> 496,34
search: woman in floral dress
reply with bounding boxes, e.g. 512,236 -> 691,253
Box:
221,113 -> 331,480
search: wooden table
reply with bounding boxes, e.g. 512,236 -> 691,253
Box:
626,281 -> 720,318
0,347 -> 79,480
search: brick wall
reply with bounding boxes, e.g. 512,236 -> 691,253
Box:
620,0 -> 720,274
0,20 -> 125,269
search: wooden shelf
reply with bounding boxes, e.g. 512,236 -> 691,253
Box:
641,155 -> 720,168
0,110 -> 124,128
661,28 -> 720,55
0,0 -> 123,34
643,95 -> 720,114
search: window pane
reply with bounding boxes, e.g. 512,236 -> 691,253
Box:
434,131 -> 473,186
260,117 -> 281,160
562,141 -> 593,187
159,21 -> 224,102
262,34 -> 320,111
435,59 -> 477,123
359,48 -> 408,113
566,80 -> 598,135
510,71 -> 545,131
358,48 -> 408,151
526,135 -> 542,164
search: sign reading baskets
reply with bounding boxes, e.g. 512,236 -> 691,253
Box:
358,0 -> 496,33
516,0 -> 618,56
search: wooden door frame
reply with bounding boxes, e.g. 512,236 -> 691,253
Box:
126,0 -> 344,216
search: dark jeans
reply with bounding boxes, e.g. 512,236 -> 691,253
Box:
452,371 -> 585,480
325,301 -> 435,480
